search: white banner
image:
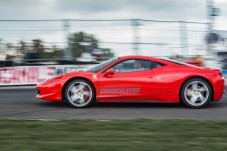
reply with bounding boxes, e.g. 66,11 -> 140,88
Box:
0,65 -> 95,86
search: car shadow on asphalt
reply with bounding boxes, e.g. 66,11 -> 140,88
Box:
205,101 -> 226,109
36,101 -> 187,109
92,102 -> 183,108
36,101 -> 183,108
36,100 -> 226,109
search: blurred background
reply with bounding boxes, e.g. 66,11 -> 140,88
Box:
0,0 -> 227,85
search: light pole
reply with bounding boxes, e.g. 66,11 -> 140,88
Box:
206,0 -> 220,53
206,0 -> 220,33
179,21 -> 188,56
132,19 -> 140,55
63,19 -> 72,59
0,38 -> 2,53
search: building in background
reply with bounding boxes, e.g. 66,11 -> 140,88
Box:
205,30 -> 227,69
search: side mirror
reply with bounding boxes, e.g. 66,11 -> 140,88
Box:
104,69 -> 115,77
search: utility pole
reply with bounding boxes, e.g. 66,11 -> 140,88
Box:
63,19 -> 72,59
179,21 -> 188,56
206,0 -> 220,53
207,0 -> 214,33
0,38 -> 2,53
206,0 -> 220,33
132,19 -> 140,55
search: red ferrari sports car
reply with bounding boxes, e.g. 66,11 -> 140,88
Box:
36,55 -> 224,108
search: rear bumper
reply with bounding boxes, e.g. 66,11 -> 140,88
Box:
213,77 -> 225,101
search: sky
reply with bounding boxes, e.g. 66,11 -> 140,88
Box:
0,0 -> 227,56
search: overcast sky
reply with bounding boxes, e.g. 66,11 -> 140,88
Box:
0,0 -> 210,20
0,0 -> 226,21
0,0 -> 227,56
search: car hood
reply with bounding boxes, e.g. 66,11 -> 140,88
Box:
62,70 -> 96,79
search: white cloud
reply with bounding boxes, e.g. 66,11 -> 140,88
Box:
0,0 -> 226,56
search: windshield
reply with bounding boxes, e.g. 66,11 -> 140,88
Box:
86,57 -> 120,72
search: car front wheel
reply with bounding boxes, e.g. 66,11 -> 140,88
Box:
64,79 -> 95,108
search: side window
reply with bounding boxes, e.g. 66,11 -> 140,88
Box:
112,59 -> 162,73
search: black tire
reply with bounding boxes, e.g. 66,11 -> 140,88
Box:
64,79 -> 95,108
180,78 -> 213,109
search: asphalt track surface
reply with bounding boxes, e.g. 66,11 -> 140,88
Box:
0,86 -> 227,120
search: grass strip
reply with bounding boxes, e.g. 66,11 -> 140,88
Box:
0,119 -> 227,151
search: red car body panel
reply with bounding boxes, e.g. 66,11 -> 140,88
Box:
36,56 -> 224,103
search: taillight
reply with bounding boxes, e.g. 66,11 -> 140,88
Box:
219,72 -> 223,77
211,69 -> 223,77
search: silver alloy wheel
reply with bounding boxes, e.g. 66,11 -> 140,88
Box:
67,81 -> 92,107
184,81 -> 209,107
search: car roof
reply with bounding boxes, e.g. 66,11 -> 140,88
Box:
119,55 -> 159,61
118,55 -> 202,68
118,55 -> 170,64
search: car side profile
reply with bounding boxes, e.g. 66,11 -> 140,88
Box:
36,55 -> 224,109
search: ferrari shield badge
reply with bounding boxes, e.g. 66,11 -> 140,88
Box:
93,74 -> 97,79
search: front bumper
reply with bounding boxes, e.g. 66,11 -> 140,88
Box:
36,80 -> 63,102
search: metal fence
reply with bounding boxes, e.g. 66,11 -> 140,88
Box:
0,19 -> 208,58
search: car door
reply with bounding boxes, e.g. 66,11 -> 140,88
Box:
97,59 -> 160,101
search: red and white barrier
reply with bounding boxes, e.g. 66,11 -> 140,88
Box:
0,65 -> 95,86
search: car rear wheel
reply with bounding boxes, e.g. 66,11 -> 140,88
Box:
180,78 -> 212,109
64,79 -> 95,108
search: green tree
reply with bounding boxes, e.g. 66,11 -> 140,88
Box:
41,45 -> 64,59
102,48 -> 114,59
32,39 -> 45,55
19,41 -> 26,54
69,32 -> 99,58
